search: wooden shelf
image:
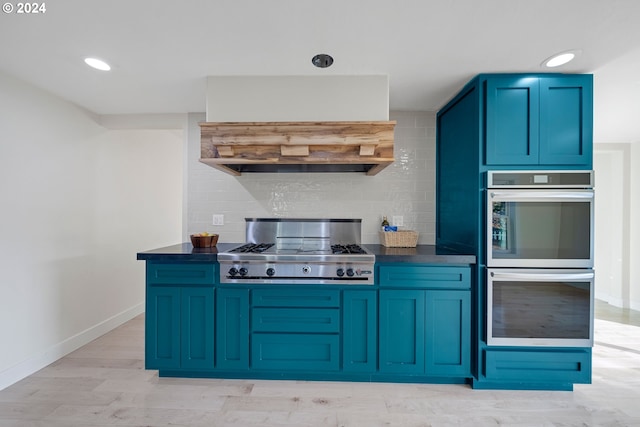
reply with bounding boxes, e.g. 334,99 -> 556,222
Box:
199,121 -> 396,176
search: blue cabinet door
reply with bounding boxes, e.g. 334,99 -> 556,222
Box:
379,290 -> 426,374
485,77 -> 540,165
216,288 -> 249,369
343,290 -> 377,372
539,75 -> 593,166
146,286 -> 181,370
425,290 -> 471,377
181,287 -> 214,369
485,74 -> 593,167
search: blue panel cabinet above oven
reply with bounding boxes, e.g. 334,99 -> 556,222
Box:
485,74 -> 593,167
437,73 -> 593,173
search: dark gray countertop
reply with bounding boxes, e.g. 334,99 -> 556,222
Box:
365,244 -> 476,264
137,243 -> 475,265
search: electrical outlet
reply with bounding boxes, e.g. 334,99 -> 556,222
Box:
392,215 -> 404,227
212,214 -> 224,226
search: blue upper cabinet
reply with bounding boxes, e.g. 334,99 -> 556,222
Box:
485,77 -> 540,165
538,76 -> 593,166
484,74 -> 593,167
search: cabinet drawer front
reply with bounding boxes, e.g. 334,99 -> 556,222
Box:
147,263 -> 216,286
251,334 -> 339,371
252,288 -> 340,307
484,349 -> 591,384
378,265 -> 470,289
252,308 -> 340,333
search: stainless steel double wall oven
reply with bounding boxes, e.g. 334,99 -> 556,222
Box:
485,170 -> 595,347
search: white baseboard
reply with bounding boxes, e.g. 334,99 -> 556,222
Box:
0,302 -> 144,391
596,295 -> 640,312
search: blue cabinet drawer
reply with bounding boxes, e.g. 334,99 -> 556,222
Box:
378,265 -> 470,289
252,307 -> 340,333
484,349 -> 592,384
251,334 -> 340,371
147,263 -> 216,286
252,288 -> 340,307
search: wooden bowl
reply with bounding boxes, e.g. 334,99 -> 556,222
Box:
190,234 -> 219,248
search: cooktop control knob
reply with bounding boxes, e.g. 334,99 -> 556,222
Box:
266,267 -> 275,277
238,267 -> 248,276
228,267 -> 238,276
336,268 -> 345,277
346,268 -> 355,277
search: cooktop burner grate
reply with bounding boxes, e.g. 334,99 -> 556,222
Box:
331,244 -> 367,255
228,243 -> 274,253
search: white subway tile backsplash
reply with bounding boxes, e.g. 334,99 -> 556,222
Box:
187,111 -> 438,244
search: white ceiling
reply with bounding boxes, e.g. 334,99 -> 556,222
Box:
1,0 -> 639,143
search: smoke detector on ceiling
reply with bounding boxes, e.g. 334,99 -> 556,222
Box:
312,54 -> 334,68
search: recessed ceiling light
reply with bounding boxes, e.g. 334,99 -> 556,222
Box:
542,50 -> 581,68
84,57 -> 111,71
312,54 -> 334,68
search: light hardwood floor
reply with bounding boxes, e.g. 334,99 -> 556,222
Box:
0,302 -> 639,426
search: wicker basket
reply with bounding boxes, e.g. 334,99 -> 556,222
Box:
379,230 -> 419,247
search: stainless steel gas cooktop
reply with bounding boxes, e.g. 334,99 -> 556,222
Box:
217,218 -> 375,285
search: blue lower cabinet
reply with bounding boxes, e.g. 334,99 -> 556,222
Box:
379,288 -> 471,377
146,285 -> 215,370
250,287 -> 341,372
251,333 -> 340,371
425,290 -> 471,376
343,290 -> 377,372
482,348 -> 592,385
180,287 -> 215,369
379,290 -> 426,374
144,261 -> 475,384
146,286 -> 181,370
216,288 -> 250,369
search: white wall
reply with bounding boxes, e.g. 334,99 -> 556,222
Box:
187,110 -> 436,244
593,146 -> 625,305
0,71 -> 183,390
630,142 -> 640,309
594,142 -> 640,310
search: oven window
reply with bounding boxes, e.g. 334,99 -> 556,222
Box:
492,281 -> 591,340
491,200 -> 591,260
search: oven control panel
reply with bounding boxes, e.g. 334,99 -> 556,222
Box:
219,261 -> 374,285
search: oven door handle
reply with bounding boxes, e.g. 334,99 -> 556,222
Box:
489,191 -> 594,200
490,271 -> 595,280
